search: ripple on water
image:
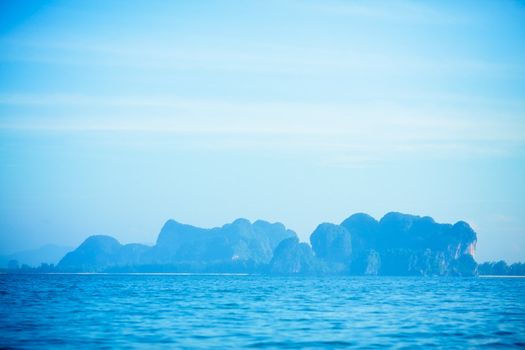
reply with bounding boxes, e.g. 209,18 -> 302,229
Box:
0,275 -> 524,349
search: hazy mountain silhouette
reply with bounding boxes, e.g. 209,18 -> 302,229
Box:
59,219 -> 296,273
478,261 -> 525,276
269,212 -> 478,276
1,244 -> 73,268
57,212 -> 479,276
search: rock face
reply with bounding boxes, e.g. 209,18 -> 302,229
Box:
58,219 -> 296,272
152,218 -> 294,266
309,223 -> 352,274
341,212 -> 478,276
59,236 -> 149,272
269,237 -> 325,274
310,223 -> 352,263
58,212 -> 478,275
271,212 -> 478,276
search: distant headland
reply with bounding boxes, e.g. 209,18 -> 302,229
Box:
24,212 -> 485,276
4,212 -> 522,276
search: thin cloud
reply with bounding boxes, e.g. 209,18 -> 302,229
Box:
2,35 -> 522,79
291,0 -> 474,24
1,93 -> 523,168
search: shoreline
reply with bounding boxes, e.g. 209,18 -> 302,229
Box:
2,272 -> 525,278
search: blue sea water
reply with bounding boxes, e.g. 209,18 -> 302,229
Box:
0,274 -> 524,349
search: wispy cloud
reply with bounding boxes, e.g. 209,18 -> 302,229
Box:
1,35 -> 522,79
1,0 -> 523,167
291,0 -> 475,24
1,93 -> 523,167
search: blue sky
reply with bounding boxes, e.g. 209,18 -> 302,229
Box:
0,0 -> 524,262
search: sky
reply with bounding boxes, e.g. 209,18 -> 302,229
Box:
0,0 -> 524,262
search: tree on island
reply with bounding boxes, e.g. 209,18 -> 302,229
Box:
478,261 -> 525,276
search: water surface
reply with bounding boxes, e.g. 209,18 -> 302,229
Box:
1,274 -> 524,349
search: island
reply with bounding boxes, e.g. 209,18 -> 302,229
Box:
55,212 -> 479,276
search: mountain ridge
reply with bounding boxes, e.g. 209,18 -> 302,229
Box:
56,212 -> 479,276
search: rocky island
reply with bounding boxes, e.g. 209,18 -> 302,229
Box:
57,212 -> 478,276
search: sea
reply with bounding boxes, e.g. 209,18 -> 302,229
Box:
0,274 -> 524,349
